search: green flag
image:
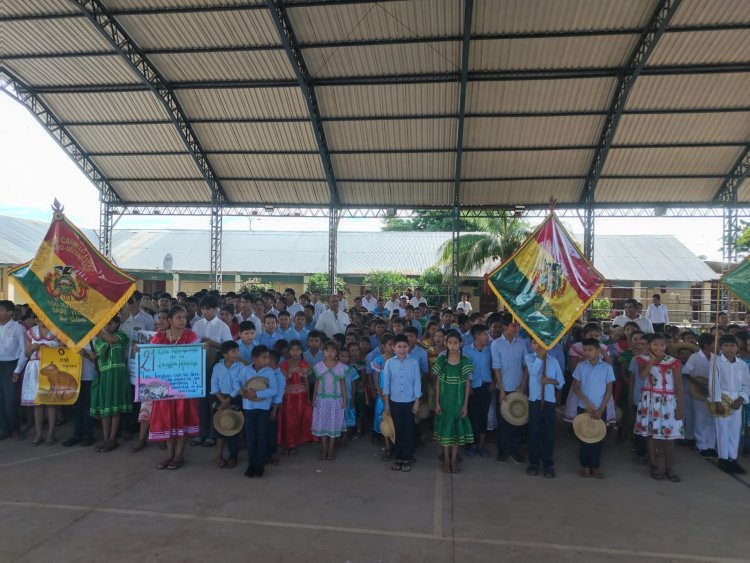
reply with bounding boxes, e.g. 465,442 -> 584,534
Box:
722,257 -> 750,306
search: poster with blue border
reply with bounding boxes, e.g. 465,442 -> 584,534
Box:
135,344 -> 205,401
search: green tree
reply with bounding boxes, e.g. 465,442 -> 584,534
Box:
238,277 -> 272,295
437,213 -> 531,274
737,220 -> 750,254
383,210 -> 474,232
308,273 -> 346,295
416,266 -> 447,306
363,271 -> 409,297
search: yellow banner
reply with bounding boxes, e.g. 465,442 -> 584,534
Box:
37,347 -> 82,405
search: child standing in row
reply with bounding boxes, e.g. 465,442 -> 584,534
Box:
211,340 -> 243,469
267,350 -> 286,464
22,317 -> 61,446
372,333 -> 395,459
338,347 -> 360,442
278,340 -> 312,455
311,342 -> 347,461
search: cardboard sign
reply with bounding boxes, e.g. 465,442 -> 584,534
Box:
37,347 -> 82,405
135,344 -> 205,401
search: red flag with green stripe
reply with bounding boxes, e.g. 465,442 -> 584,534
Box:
486,213 -> 605,349
9,207 -> 135,350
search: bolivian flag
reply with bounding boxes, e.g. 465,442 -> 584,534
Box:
486,213 -> 605,349
9,206 -> 135,350
722,257 -> 750,306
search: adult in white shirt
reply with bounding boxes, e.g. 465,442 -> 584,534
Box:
310,290 -> 327,321
409,287 -> 428,309
362,289 -> 378,313
456,293 -> 473,314
0,300 -> 27,438
234,294 -> 255,324
384,292 -> 400,312
315,295 -> 350,338
129,299 -> 155,332
611,299 -> 653,333
646,294 -> 669,333
337,290 -> 349,313
284,288 -> 304,318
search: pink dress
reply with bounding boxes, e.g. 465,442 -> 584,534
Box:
634,355 -> 685,440
311,361 -> 346,438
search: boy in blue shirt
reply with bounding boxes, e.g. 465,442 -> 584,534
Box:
304,330 -> 324,396
256,314 -> 280,349
235,345 -> 277,478
276,311 -> 300,343
293,311 -> 309,350
237,321 -> 256,364
211,340 -> 243,469
267,350 -> 286,465
572,338 -> 615,479
525,339 -> 565,478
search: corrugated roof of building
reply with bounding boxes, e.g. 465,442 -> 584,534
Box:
3,1 -> 750,210
0,215 -> 717,282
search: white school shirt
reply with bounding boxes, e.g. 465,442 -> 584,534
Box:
384,299 -> 400,312
0,320 -> 27,374
410,296 -> 427,308
682,350 -> 710,378
192,315 -> 232,344
362,296 -> 377,313
456,301 -> 473,314
286,302 -> 303,318
130,310 -> 154,331
235,311 -> 261,333
646,303 -> 669,324
315,308 -> 350,338
708,355 -> 750,403
81,343 -> 97,382
611,314 -> 653,333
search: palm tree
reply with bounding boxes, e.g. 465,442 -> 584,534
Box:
438,213 -> 531,275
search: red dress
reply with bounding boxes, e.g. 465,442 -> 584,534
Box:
147,330 -> 201,442
277,359 -> 313,448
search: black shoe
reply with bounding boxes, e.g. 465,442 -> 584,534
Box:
79,437 -> 95,447
719,459 -> 735,474
509,454 -> 525,465
526,465 -> 539,476
699,448 -> 718,458
730,460 -> 747,475
244,465 -> 255,478
544,467 -> 556,479
256,465 -> 265,478
62,437 -> 80,447
496,454 -> 508,463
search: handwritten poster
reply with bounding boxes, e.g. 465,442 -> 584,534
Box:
37,347 -> 82,405
135,344 -> 205,401
127,329 -> 156,384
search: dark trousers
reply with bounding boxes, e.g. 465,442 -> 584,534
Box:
243,409 -> 269,466
528,400 -> 556,467
391,401 -> 415,461
468,383 -> 491,442
497,395 -> 522,458
0,360 -> 18,434
226,434 -> 240,460
653,323 -> 665,334
267,416 -> 278,457
577,407 -> 604,468
72,380 -> 94,439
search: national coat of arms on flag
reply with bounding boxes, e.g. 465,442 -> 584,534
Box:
9,203 -> 136,350
486,213 -> 606,349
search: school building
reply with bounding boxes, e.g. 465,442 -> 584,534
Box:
0,214 -> 716,322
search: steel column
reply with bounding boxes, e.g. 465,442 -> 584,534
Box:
328,208 -> 340,297
210,202 -> 223,291
583,195 -> 595,261
99,198 -> 114,258
579,0 -> 682,206
451,205 -> 461,307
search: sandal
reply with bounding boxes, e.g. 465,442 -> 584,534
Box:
30,436 -> 44,446
203,438 -> 216,448
157,458 -> 173,470
319,452 -> 327,461
665,468 -> 681,483
189,437 -> 203,447
391,461 -> 403,471
94,442 -> 107,452
227,459 -> 238,469
401,462 -> 412,473
451,463 -> 460,474
44,438 -> 56,447
650,465 -> 664,480
441,461 -> 450,473
167,458 -> 185,470
579,467 -> 591,478
131,440 -> 147,453
216,458 -> 228,469
382,450 -> 392,462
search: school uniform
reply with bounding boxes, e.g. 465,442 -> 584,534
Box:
628,356 -> 647,458
708,355 -> 750,462
234,365 -> 278,475
491,335 -> 527,460
267,368 -> 286,459
286,302 -> 303,318
256,331 -> 281,350
237,340 -> 256,365
362,296 -> 378,313
296,326 -> 309,350
526,354 -> 564,468
463,343 -> 493,444
304,348 -> 324,396
382,356 -> 422,463
572,358 -> 615,469
311,300 -> 326,322
682,350 -> 717,452
192,316 -> 233,441
0,319 -> 26,436
211,360 -> 243,460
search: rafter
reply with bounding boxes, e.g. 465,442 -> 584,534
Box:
713,146 -> 750,202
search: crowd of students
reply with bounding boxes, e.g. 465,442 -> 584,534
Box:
0,287 -> 748,481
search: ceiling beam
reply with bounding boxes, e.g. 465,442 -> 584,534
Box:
266,0 -> 340,207
0,67 -> 122,204
73,0 -> 229,204
578,0 -> 683,207
713,146 -> 750,202
453,0 -> 473,210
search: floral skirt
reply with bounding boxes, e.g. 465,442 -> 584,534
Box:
311,398 -> 345,438
634,390 -> 684,440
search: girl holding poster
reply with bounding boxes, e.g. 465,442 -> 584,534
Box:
148,305 -> 201,470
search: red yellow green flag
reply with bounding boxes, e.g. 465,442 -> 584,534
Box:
9,205 -> 135,350
486,213 -> 605,349
722,257 -> 750,306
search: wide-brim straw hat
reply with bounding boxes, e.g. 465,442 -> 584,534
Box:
242,376 -> 269,402
573,413 -> 607,444
417,402 -> 431,420
689,376 -> 709,401
380,411 -> 395,439
707,392 -> 735,418
140,300 -> 158,313
500,392 -> 529,426
667,341 -> 699,357
213,409 -> 244,436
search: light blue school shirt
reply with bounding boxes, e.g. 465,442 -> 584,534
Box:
408,345 -> 429,375
276,327 -> 300,343
524,339 -> 566,373
303,348 -> 323,367
370,334 -> 380,351
365,347 -> 380,375
572,357 -> 615,409
344,364 -> 360,401
464,343 -> 493,388
629,356 -> 643,404
272,367 -> 286,405
490,335 -> 527,391
382,356 -> 422,403
234,365 -> 277,410
256,331 -> 280,349
525,353 -> 564,403
462,331 -> 473,348
237,340 -> 256,365
296,326 -> 309,349
410,319 -> 423,338
210,360 -> 242,396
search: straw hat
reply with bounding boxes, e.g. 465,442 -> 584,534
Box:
500,392 -> 529,426
667,341 -> 699,357
688,376 -> 709,401
213,408 -> 244,436
242,376 -> 269,402
417,402 -> 431,420
573,413 -> 607,444
380,411 -> 395,439
707,392 -> 735,418
140,300 -> 157,313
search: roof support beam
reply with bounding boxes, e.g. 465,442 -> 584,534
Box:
579,0 -> 682,209
0,67 -> 122,204
73,0 -> 228,203
266,0 -> 340,207
713,146 -> 750,202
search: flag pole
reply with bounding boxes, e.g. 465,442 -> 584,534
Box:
710,279 -> 721,415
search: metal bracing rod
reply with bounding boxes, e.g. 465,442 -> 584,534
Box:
73,0 -> 228,204
0,68 -> 122,204
99,199 -> 114,258
210,202 -> 223,291
579,0 -> 682,208
328,208 -> 340,297
266,0 -> 340,207
713,146 -> 750,202
582,195 -> 595,261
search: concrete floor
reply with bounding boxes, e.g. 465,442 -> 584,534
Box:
1,420 -> 749,563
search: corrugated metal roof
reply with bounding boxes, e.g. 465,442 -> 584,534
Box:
104,0 -> 264,9
317,84 -> 459,117
463,149 -> 594,177
464,116 -> 604,147
112,180 -> 212,203
0,215 -> 717,282
595,178 -> 720,203
332,153 -> 453,180
178,88 -> 309,119
626,73 -> 750,109
649,30 -> 750,66
191,122 -> 318,151
148,51 -> 296,82
338,183 -> 453,206
602,146 -> 743,175
223,180 -> 330,206
4,19 -> 114,55
93,155 -> 199,180
66,123 -> 189,153
42,92 -> 169,123
211,154 -> 325,180
6,56 -> 140,87
613,112 -> 750,144
461,179 -> 584,205
4,0 -> 78,16
326,119 -> 457,150
670,0 -> 750,26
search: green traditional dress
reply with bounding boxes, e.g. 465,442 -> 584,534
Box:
90,331 -> 132,417
432,355 -> 474,446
